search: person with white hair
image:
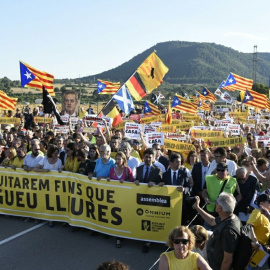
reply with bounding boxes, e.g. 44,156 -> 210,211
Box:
89,144 -> 115,180
193,192 -> 241,270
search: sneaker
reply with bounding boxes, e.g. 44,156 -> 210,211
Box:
142,242 -> 150,253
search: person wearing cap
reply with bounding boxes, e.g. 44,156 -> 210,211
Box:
202,162 -> 240,216
206,147 -> 237,176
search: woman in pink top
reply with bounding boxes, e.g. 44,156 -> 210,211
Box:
107,151 -> 134,248
108,151 -> 134,183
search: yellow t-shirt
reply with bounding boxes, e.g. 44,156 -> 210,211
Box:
13,157 -> 25,168
110,151 -> 117,159
131,149 -> 142,162
247,209 -> 270,245
1,158 -> 14,167
64,156 -> 80,173
161,250 -> 199,270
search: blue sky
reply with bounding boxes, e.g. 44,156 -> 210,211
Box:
1,0 -> 269,80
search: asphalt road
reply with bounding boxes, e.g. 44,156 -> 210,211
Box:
0,215 -> 166,270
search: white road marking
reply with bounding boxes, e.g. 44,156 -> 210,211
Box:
0,222 -> 47,246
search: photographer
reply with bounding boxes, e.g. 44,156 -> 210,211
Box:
193,193 -> 241,270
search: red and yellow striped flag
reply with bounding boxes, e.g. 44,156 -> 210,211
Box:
0,90 -> 18,110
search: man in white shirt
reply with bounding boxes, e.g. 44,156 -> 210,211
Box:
23,142 -> 43,172
206,147 -> 237,176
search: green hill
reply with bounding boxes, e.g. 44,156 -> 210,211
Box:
79,41 -> 270,86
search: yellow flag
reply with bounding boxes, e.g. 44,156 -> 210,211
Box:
137,52 -> 169,93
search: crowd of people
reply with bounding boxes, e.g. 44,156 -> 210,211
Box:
1,103 -> 270,269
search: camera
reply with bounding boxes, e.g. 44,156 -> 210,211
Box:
185,197 -> 197,204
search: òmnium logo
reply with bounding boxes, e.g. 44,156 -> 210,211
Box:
136,208 -> 144,216
141,220 -> 151,231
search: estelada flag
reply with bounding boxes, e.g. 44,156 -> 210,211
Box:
137,51 -> 169,94
97,79 -> 120,95
172,94 -> 197,114
202,87 -> 217,103
144,101 -> 160,115
223,73 -> 253,92
241,89 -> 268,110
20,61 -> 55,96
0,90 -> 18,110
101,100 -> 122,127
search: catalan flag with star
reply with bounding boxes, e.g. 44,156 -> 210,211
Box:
223,73 -> 253,92
171,94 -> 197,114
202,87 -> 216,103
144,101 -> 160,115
97,79 -> 120,95
20,61 -> 55,96
241,89 -> 268,110
197,99 -> 211,111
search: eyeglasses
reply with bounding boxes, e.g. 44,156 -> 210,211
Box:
133,142 -> 139,145
217,169 -> 225,172
173,239 -> 189,245
156,148 -> 161,150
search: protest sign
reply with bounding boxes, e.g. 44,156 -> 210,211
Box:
203,137 -> 246,148
140,116 -> 158,124
54,125 -> 70,134
146,132 -> 164,147
124,122 -> 142,139
143,125 -> 157,135
189,129 -> 224,138
227,124 -> 241,136
166,133 -> 188,141
0,168 -> 182,243
214,119 -> 233,126
256,136 -> 270,147
164,139 -> 195,151
0,117 -> 20,124
34,117 -> 53,123
158,125 -> 176,132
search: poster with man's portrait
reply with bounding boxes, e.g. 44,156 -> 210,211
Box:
61,90 -> 80,116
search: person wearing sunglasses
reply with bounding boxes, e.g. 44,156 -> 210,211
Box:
206,147 -> 237,177
202,162 -> 240,217
159,226 -> 211,270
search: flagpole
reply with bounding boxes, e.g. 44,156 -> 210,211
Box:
93,50 -> 159,121
94,70 -> 136,117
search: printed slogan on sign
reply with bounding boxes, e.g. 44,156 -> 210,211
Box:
0,168 -> 182,243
